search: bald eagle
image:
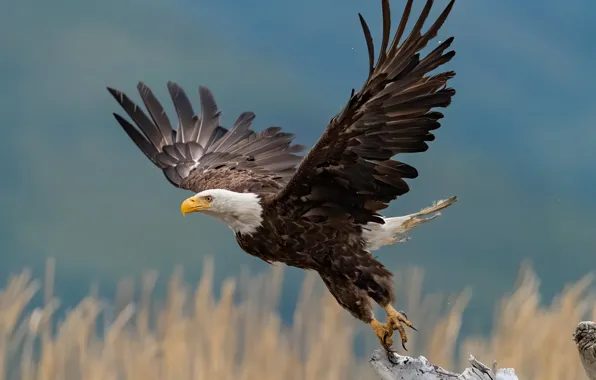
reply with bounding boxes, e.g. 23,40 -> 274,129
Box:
107,0 -> 457,351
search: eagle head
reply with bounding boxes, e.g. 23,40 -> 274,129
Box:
180,189 -> 264,235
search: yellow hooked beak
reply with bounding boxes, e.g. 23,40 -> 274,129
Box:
180,196 -> 211,216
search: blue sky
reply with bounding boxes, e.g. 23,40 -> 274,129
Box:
1,0 -> 595,335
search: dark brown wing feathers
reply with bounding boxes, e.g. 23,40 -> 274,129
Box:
273,0 -> 457,225
108,83 -> 305,192
108,0 -> 455,221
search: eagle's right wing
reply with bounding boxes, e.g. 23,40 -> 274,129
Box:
108,83 -> 305,192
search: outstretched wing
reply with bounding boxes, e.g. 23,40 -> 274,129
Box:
271,0 -> 456,225
108,83 -> 305,192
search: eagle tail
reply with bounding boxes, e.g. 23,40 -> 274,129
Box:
362,196 -> 456,251
388,195 -> 457,232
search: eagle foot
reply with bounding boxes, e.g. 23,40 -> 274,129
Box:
385,305 -> 417,351
370,318 -> 394,350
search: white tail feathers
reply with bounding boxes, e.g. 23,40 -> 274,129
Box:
362,196 -> 457,252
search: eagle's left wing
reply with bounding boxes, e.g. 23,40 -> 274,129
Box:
271,0 -> 456,225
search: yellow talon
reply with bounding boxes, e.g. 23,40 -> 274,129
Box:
370,318 -> 393,347
384,305 -> 417,351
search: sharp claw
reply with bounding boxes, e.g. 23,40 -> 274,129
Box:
386,349 -> 398,365
397,309 -> 417,331
383,331 -> 393,347
401,341 -> 408,351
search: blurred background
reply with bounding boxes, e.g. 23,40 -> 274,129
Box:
1,0 -> 595,350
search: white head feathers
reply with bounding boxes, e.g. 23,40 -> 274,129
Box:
194,189 -> 264,235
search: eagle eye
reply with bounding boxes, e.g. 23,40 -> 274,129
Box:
204,195 -> 213,202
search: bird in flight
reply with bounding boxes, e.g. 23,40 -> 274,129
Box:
107,0 -> 458,352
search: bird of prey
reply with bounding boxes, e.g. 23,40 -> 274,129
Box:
107,0 -> 458,351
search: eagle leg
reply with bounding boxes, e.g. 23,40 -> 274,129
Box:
384,305 -> 417,351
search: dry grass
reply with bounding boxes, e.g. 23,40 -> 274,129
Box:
0,258 -> 594,380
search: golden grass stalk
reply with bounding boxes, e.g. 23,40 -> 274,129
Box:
0,258 -> 594,380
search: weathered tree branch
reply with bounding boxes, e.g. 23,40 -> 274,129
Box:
369,350 -> 519,380
368,319 -> 596,379
574,321 -> 596,380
